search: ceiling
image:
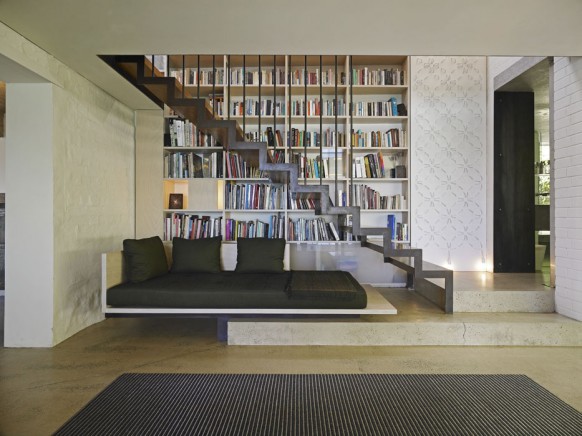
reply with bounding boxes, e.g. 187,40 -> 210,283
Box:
1,0 -> 581,110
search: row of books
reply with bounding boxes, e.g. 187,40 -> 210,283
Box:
165,119 -> 217,148
287,128 -> 346,149
353,153 -> 385,178
224,182 -> 284,210
353,185 -> 406,210
289,99 -> 346,117
225,216 -> 285,240
265,127 -> 285,148
164,214 -> 222,241
352,68 -> 405,86
290,69 -> 347,86
351,128 -> 405,148
387,214 -> 409,241
170,68 -> 225,87
231,99 -> 285,117
225,152 -> 261,179
287,217 -> 341,242
291,154 -> 331,179
164,151 -> 222,179
229,68 -> 286,86
353,99 -> 399,117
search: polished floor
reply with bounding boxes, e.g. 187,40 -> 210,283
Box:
1,294 -> 582,435
452,271 -> 552,292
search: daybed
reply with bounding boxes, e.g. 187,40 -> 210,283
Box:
103,237 -> 372,314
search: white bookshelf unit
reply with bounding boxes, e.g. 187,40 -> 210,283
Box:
161,55 -> 410,244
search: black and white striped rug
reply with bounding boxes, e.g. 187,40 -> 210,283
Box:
55,374 -> 582,435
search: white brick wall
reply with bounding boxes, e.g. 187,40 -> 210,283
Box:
554,56 -> 582,321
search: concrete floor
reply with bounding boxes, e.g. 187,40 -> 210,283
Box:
1,308 -> 581,435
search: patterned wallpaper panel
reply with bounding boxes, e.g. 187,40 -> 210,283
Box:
411,57 -> 487,271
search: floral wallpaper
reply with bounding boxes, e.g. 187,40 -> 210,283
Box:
411,57 -> 486,271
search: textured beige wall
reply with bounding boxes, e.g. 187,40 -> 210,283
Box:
52,77 -> 135,344
0,82 -> 5,137
1,21 -> 136,346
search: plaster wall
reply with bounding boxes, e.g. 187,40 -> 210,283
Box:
52,77 -> 135,344
410,57 -> 487,271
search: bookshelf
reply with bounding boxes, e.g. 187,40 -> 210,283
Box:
162,55 -> 410,244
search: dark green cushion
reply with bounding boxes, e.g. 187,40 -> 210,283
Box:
123,236 -> 168,283
235,238 -> 285,273
171,237 -> 221,273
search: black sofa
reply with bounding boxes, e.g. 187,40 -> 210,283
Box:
106,237 -> 367,310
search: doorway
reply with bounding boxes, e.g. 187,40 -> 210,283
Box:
493,59 -> 551,281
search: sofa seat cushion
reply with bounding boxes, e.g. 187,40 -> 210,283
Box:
107,271 -> 367,310
287,271 -> 363,302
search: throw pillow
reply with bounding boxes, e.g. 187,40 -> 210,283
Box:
171,236 -> 221,273
235,237 -> 285,273
123,236 -> 168,283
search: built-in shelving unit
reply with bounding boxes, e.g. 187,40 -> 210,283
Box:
161,55 -> 410,244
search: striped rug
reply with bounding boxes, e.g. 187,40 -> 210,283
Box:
55,374 -> 582,435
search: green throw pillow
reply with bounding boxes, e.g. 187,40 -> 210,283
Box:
235,238 -> 285,273
123,236 -> 168,283
171,236 -> 221,273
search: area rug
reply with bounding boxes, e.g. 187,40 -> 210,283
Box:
54,374 -> 582,435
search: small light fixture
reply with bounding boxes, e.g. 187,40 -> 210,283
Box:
169,193 -> 183,210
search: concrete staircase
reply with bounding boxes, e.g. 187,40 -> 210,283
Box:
102,55 -> 454,313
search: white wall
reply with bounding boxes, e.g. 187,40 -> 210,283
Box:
410,57 -> 487,271
1,22 -> 136,347
4,84 -> 54,347
553,56 -> 582,321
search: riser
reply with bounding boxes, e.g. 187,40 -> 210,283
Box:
227,318 -> 582,346
454,290 -> 555,313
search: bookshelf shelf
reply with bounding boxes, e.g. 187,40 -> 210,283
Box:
351,85 -> 408,92
161,54 -> 411,243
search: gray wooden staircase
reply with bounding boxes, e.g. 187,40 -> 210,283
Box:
102,55 -> 453,313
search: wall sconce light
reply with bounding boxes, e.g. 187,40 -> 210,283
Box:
169,193 -> 183,210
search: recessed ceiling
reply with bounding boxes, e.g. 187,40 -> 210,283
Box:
1,0 -> 581,109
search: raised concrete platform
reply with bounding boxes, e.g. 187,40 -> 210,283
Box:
227,287 -> 582,346
432,272 -> 554,313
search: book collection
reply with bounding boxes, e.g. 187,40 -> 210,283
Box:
352,67 -> 405,86
225,152 -> 261,178
225,215 -> 285,240
162,56 -> 410,245
353,184 -> 406,210
288,195 -> 317,210
165,118 -> 218,147
224,182 -> 284,210
209,96 -> 224,117
353,99 -> 400,117
351,128 -> 405,148
265,128 -> 285,148
231,99 -> 286,117
287,217 -> 341,242
353,153 -> 385,178
290,68 -> 346,86
164,214 -> 222,241
287,128 -> 346,149
164,151 -> 223,179
291,154 -> 330,179
289,99 -> 346,117
170,68 -> 225,86
229,68 -> 286,86
387,214 -> 409,242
